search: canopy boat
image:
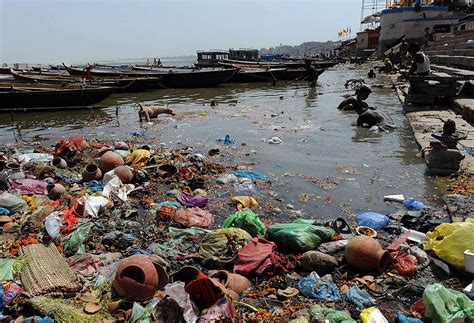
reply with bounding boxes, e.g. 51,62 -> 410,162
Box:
10,70 -> 163,93
0,83 -> 113,111
63,64 -> 237,88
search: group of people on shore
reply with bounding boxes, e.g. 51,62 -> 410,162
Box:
380,38 -> 431,77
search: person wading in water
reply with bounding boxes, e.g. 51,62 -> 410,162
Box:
337,85 -> 372,112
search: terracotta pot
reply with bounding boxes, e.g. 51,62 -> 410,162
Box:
82,164 -> 102,182
114,166 -> 133,184
157,164 -> 178,178
99,151 -> 124,173
210,270 -> 252,294
194,177 -> 206,189
51,157 -> 67,169
344,236 -> 392,273
5,162 -> 24,180
47,183 -> 66,200
98,146 -> 113,157
113,254 -> 159,301
0,216 -> 12,224
114,141 -> 129,151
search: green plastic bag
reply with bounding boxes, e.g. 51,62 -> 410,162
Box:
423,283 -> 474,323
63,222 -> 94,255
311,304 -> 354,323
266,221 -> 335,253
0,259 -> 16,281
223,210 -> 265,237
424,219 -> 474,268
199,228 -> 251,267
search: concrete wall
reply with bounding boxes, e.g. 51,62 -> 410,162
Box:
378,6 -> 460,53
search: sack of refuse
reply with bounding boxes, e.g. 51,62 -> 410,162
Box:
199,228 -> 252,267
266,221 -> 335,253
223,210 -> 265,237
356,212 -> 390,229
424,218 -> 474,268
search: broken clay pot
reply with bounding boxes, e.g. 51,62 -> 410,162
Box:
113,254 -> 159,301
82,164 -> 102,182
344,236 -> 392,273
46,183 -> 66,200
210,270 -> 252,295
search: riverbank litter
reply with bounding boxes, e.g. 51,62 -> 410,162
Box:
0,136 -> 473,322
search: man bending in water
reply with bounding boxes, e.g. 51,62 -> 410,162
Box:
338,85 -> 372,112
356,108 -> 395,132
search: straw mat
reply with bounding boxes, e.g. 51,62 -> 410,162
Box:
20,244 -> 80,295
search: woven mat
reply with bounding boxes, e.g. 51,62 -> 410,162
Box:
20,244 -> 80,296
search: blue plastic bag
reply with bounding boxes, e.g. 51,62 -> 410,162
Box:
217,134 -> 236,145
298,275 -> 341,301
347,285 -> 375,310
396,312 -> 422,323
234,170 -> 268,180
356,212 -> 390,229
83,180 -> 104,192
404,198 -> 425,211
0,208 -> 9,216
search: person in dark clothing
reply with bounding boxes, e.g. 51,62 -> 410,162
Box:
368,69 -> 376,78
338,85 -> 372,113
304,60 -> 318,88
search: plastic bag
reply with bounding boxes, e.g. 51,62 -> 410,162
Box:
347,285 -> 375,310
266,221 -> 335,253
310,304 -> 353,323
360,307 -> 388,323
0,192 -> 28,214
355,212 -> 390,229
396,312 -> 422,323
45,212 -> 62,238
173,207 -> 214,228
164,282 -> 199,323
16,153 -> 53,163
424,219 -> 474,268
391,254 -> 417,276
298,274 -> 341,301
63,222 -> 94,255
223,210 -> 265,237
199,228 -> 251,267
423,283 -> 474,323
230,195 -> 259,211
404,198 -> 425,211
124,149 -> 151,167
0,259 -> 15,281
233,170 -> 268,180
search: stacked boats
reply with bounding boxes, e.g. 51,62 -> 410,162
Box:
1,57 -> 336,111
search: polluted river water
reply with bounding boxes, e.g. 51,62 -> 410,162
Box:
0,66 -> 441,220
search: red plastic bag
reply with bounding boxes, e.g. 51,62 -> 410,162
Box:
409,299 -> 425,320
391,253 -> 417,276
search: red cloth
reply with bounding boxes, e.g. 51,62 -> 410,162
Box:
387,232 -> 409,251
184,272 -> 220,310
410,299 -> 426,320
233,237 -> 297,276
391,253 -> 417,276
10,179 -> 47,195
53,138 -> 85,156
61,207 -> 78,234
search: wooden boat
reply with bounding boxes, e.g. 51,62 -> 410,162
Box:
0,83 -> 113,111
225,65 -> 324,83
219,59 -> 339,70
10,70 -> 163,92
63,64 -> 237,88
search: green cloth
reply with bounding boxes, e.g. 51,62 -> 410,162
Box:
199,228 -> 251,268
63,222 -> 94,255
311,304 -> 354,323
266,221 -> 335,253
223,210 -> 265,237
128,301 -> 156,323
0,259 -> 16,281
423,283 -> 474,323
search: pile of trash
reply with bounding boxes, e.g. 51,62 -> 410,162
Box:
0,137 -> 473,322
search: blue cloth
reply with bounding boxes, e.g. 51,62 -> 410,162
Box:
298,276 -> 341,301
356,212 -> 390,229
23,316 -> 54,323
234,170 -> 268,180
83,180 -> 104,192
217,134 -> 236,145
0,208 -> 10,216
155,201 -> 182,210
404,198 -> 425,211
131,131 -> 145,137
396,312 -> 422,323
347,285 -> 375,310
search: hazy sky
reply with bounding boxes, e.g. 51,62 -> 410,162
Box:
1,0 -> 361,64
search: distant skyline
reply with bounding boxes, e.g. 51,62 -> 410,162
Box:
1,0 -> 361,64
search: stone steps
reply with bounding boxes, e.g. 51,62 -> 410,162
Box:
425,48 -> 474,57
430,55 -> 474,69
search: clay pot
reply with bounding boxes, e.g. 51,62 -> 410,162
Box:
298,251 -> 338,273
5,162 -> 24,180
210,270 -> 252,295
0,216 -> 12,224
194,177 -> 206,189
114,166 -> 133,184
99,151 -> 124,173
114,141 -> 129,151
157,164 -> 178,178
98,146 -> 113,157
113,254 -> 159,301
51,157 -> 67,169
344,236 -> 392,273
47,183 -> 66,200
82,164 -> 102,182
157,205 -> 177,220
